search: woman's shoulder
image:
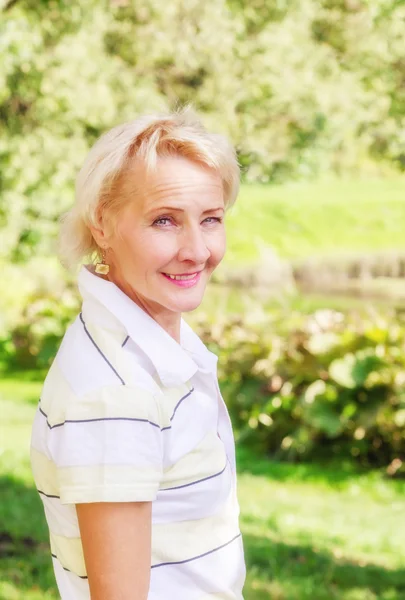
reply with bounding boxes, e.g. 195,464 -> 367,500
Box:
55,312 -> 159,395
39,351 -> 163,440
40,313 -> 163,419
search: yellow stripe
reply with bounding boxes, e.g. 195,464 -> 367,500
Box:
81,322 -> 127,383
161,430 -> 226,490
59,464 -> 161,504
151,492 -> 239,566
68,384 -> 160,423
42,384 -> 161,427
50,533 -> 86,578
156,384 -> 192,428
49,498 -> 239,578
31,448 -> 161,502
30,447 -> 60,497
49,501 -> 240,579
40,362 -> 76,424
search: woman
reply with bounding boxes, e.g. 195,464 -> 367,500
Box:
30,108 -> 246,599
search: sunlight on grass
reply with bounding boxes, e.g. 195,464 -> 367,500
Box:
238,449 -> 405,599
226,180 -> 405,264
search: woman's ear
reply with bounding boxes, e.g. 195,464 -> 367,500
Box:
89,224 -> 109,249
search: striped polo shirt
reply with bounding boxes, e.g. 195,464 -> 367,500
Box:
30,265 -> 246,599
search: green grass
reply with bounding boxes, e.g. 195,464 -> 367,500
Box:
1,376 -> 405,599
237,448 -> 405,599
227,179 -> 405,263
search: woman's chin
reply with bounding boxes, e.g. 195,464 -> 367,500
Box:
162,290 -> 205,314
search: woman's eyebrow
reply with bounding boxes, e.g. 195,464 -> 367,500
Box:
146,206 -> 224,216
146,206 -> 184,216
204,207 -> 224,213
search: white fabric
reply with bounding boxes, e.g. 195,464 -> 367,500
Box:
30,265 -> 246,599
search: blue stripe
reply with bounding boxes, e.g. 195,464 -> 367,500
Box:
151,533 -> 242,569
39,406 -> 65,429
162,462 -> 228,491
37,489 -> 60,499
52,533 -> 242,577
170,388 -> 194,421
38,463 -> 228,496
38,388 -> 194,431
79,312 -> 125,385
38,404 -> 160,430
51,554 -> 88,579
121,334 -> 129,347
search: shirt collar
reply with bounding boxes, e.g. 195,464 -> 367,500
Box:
78,266 -> 217,387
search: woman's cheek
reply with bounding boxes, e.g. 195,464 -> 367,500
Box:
209,232 -> 226,267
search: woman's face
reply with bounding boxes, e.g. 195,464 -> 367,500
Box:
99,156 -> 226,323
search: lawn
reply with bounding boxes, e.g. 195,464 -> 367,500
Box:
226,179 -> 405,264
1,375 -> 405,600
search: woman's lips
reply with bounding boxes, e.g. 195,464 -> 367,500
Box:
161,271 -> 202,288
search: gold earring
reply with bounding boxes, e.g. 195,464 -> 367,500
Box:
95,248 -> 110,275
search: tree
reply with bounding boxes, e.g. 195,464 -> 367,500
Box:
1,0 -> 404,261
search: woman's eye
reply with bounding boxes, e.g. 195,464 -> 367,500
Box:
203,216 -> 222,224
153,217 -> 172,226
153,216 -> 222,227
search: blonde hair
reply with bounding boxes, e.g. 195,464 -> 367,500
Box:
59,107 -> 240,270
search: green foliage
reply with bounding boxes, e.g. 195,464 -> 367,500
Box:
1,0 -> 405,260
0,258 -> 79,368
197,306 -> 405,470
9,291 -> 79,369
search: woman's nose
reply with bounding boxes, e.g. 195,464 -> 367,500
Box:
177,229 -> 211,264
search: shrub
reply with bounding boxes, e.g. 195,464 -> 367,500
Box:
0,259 -> 79,369
194,307 -> 405,472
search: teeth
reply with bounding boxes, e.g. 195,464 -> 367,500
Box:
166,273 -> 197,281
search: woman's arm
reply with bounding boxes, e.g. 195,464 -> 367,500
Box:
76,501 -> 152,600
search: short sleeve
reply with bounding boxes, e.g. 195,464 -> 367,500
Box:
48,385 -> 163,504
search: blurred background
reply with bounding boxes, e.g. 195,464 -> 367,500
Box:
1,1 -> 405,598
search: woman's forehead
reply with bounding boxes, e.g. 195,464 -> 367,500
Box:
124,156 -> 224,212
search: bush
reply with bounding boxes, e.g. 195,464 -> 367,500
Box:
194,307 -> 405,473
7,290 -> 79,369
0,259 -> 79,369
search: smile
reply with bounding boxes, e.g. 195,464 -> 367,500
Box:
164,273 -> 200,280
161,271 -> 202,288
